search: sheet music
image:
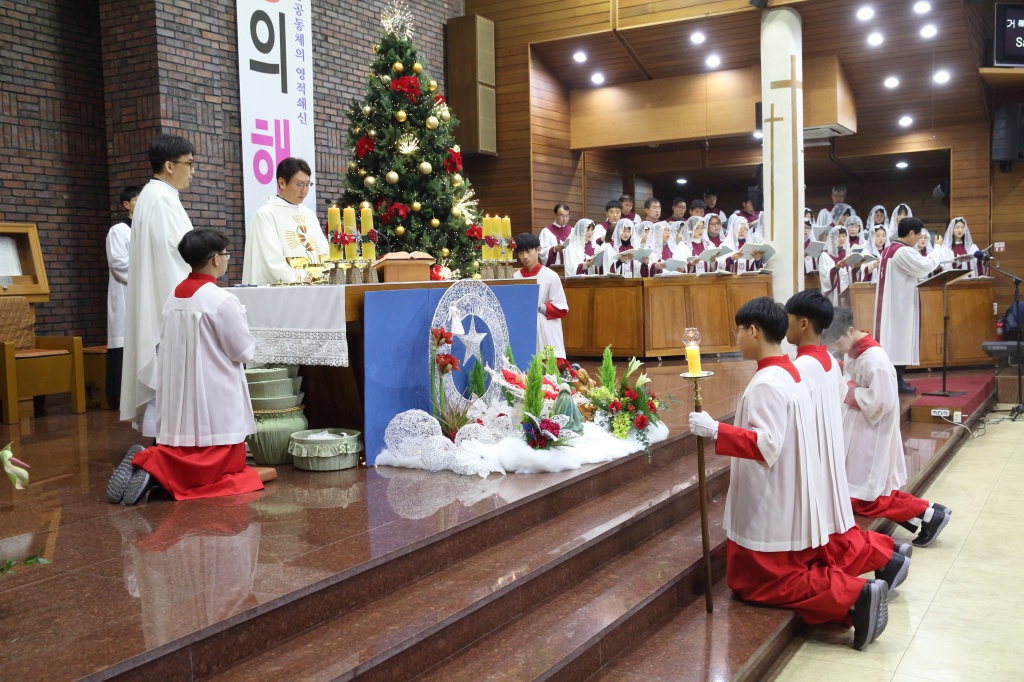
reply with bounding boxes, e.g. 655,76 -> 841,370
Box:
0,237 -> 22,276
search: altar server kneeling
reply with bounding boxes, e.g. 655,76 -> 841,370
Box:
822,307 -> 952,548
514,232 -> 568,362
107,229 -> 266,505
689,297 -> 889,650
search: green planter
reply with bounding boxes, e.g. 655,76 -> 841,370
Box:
247,406 -> 307,466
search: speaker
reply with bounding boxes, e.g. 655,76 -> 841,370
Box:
446,15 -> 497,156
992,104 -> 1024,162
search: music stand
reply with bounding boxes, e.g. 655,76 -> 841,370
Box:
918,269 -> 969,397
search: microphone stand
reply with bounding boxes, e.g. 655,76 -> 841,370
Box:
988,261 -> 1024,418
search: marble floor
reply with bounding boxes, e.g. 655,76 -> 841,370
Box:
774,404 -> 1024,682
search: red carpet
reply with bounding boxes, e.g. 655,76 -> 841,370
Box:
907,374 -> 994,420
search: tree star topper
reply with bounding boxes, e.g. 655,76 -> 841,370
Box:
381,0 -> 414,40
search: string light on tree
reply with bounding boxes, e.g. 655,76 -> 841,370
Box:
397,133 -> 419,155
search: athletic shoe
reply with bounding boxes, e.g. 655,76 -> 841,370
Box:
895,542 -> 913,559
875,551 -> 911,591
913,508 -> 950,547
106,445 -> 145,504
120,467 -> 154,506
931,502 -> 952,516
852,579 -> 889,651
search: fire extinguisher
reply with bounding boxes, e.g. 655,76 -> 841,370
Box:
997,317 -> 1006,341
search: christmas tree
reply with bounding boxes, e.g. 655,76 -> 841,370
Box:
338,1 -> 481,279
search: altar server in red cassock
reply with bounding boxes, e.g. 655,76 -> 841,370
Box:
689,297 -> 890,650
822,306 -> 952,548
514,232 -> 568,360
786,291 -> 912,589
108,229 -> 265,505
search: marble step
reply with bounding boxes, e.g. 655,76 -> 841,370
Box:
205,445 -> 731,682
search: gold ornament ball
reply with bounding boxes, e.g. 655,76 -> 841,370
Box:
418,161 -> 433,175
359,201 -> 372,210
364,175 -> 377,189
373,44 -> 380,53
425,116 -> 440,130
411,200 -> 422,212
392,61 -> 404,73
357,168 -> 367,177
440,111 -> 451,123
354,126 -> 362,134
451,206 -> 463,218
347,161 -> 358,173
385,171 -> 399,185
395,110 -> 407,122
429,79 -> 437,91
367,129 -> 376,139
412,62 -> 423,74
472,260 -> 480,269
451,173 -> 463,187
361,104 -> 373,116
394,225 -> 406,237
430,218 -> 441,228
472,273 -> 481,280
382,75 -> 391,85
441,248 -> 450,257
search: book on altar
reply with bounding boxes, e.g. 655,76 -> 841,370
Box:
617,247 -> 654,261
804,241 -> 826,260
687,246 -> 730,264
736,242 -> 776,263
842,252 -> 876,268
377,251 -> 435,261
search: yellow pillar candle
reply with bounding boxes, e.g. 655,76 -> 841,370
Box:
360,207 -> 373,235
482,215 -> 493,260
328,205 -> 341,232
362,241 -> 376,261
685,345 -> 702,377
343,207 -> 359,260
343,206 -> 356,230
501,216 -> 512,261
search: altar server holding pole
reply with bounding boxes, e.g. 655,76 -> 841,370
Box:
514,232 -> 568,360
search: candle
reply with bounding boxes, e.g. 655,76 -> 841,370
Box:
685,345 -> 702,377
343,206 -> 356,230
482,215 -> 493,260
345,238 -> 359,262
360,207 -> 373,236
362,241 -> 376,261
501,216 -> 512,261
343,206 -> 359,260
328,205 -> 341,232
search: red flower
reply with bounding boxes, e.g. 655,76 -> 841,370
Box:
625,388 -> 639,401
430,327 -> 453,345
390,75 -> 422,103
434,95 -> 446,104
484,235 -> 499,248
466,224 -> 482,240
634,414 -> 649,430
393,202 -> 409,220
556,358 -> 571,374
535,435 -> 548,449
355,135 -> 375,159
366,228 -> 379,245
627,404 -> 636,413
429,264 -> 444,280
648,400 -> 658,414
539,418 -> 561,438
374,197 -> 388,211
436,353 -> 460,374
609,400 -> 622,414
332,231 -> 356,246
475,418 -> 484,425
443,148 -> 463,173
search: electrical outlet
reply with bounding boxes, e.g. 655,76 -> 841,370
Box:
931,408 -> 951,418
953,410 -> 962,424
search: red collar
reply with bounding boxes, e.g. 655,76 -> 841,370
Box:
796,344 -> 832,372
849,334 -> 881,359
174,272 -> 216,299
519,263 -> 543,278
756,355 -> 800,382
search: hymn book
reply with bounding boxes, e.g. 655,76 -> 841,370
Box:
736,242 -> 776,263
804,241 -> 827,260
842,252 -> 877,268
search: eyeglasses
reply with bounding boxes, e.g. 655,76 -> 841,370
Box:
730,325 -> 749,342
293,182 -> 314,189
173,160 -> 198,169
207,251 -> 230,263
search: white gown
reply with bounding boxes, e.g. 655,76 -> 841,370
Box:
514,265 -> 568,358
841,342 -> 906,500
120,178 -> 193,432
241,195 -> 330,285
155,280 -> 257,447
874,243 -> 940,366
719,360 -> 830,552
106,221 -> 131,349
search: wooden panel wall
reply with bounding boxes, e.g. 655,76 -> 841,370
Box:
530,51 -> 582,230
583,149 -> 626,220
990,166 -> 1024,312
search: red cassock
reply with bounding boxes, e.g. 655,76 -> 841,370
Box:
134,443 -> 263,501
851,492 -> 929,523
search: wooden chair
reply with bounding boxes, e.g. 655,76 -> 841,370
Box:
0,296 -> 86,424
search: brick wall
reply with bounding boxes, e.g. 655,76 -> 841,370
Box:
1,0 -> 461,343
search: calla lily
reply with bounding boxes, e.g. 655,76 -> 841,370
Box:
635,373 -> 650,389
1,442 -> 30,490
624,357 -> 642,380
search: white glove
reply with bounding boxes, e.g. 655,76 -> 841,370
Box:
689,411 -> 719,439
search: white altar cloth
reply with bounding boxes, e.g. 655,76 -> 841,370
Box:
226,285 -> 348,367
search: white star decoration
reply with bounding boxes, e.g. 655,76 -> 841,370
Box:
456,316 -> 488,367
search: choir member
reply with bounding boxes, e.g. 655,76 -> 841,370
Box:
823,306 -> 952,547
803,219 -> 818,277
786,291 -> 912,590
679,218 -> 715,273
720,218 -> 765,274
846,215 -> 865,250
563,218 -> 602,277
121,134 -> 196,437
703,190 -> 727,223
728,192 -> 761,235
514,232 -> 568,360
597,199 -> 622,245
804,207 -> 815,225
868,204 -> 889,232
108,229 -> 265,505
689,199 -> 706,218
241,158 -> 329,285
642,197 -> 662,223
688,297 -> 889,650
106,184 -> 143,410
539,203 -> 573,267
828,203 -> 854,228
816,184 -> 848,227
861,225 -> 889,284
939,217 -> 987,278
619,194 -> 637,222
644,221 -> 675,276
915,229 -> 943,278
819,226 -> 852,305
873,217 -> 942,393
667,197 -> 688,222
887,203 -> 912,239
606,218 -> 643,277
705,213 -> 726,247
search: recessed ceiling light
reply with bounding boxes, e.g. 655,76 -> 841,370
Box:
913,1 -> 931,14
896,162 -> 909,169
920,24 -> 937,38
884,76 -> 900,88
690,31 -> 706,44
934,69 -> 951,84
706,54 -> 721,68
591,72 -> 605,85
899,115 -> 913,127
856,6 -> 874,21
573,51 -> 587,63
676,178 -> 688,185
867,32 -> 884,46
753,130 -> 763,139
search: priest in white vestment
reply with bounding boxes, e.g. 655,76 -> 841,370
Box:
106,184 -> 142,408
242,157 -> 329,285
120,134 -> 196,435
513,232 -> 568,359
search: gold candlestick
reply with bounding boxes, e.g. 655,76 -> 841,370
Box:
683,368 -> 715,613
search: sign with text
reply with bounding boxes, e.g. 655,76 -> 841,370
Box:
237,0 -> 316,229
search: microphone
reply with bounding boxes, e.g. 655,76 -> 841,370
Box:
976,245 -> 995,262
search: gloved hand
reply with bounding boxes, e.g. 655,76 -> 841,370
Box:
689,411 -> 719,439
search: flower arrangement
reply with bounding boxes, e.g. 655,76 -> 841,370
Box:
520,355 -> 574,450
0,442 -> 48,576
429,327 -> 472,441
585,346 -> 663,451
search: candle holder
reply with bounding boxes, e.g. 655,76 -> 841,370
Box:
681,326 -> 714,614
367,260 -> 379,283
353,259 -> 369,284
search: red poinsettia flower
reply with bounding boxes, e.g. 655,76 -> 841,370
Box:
430,327 -> 453,345
429,264 -> 444,280
390,75 -> 422,102
374,197 -> 388,211
355,135 -> 375,159
436,353 -> 461,374
483,235 -> 499,248
332,232 -> 356,246
648,400 -> 657,414
393,202 -> 410,220
609,400 -> 622,414
634,414 -> 649,430
443,148 -> 463,174
624,388 -> 639,401
466,224 -> 482,240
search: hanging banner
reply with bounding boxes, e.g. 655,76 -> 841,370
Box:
237,0 -> 316,229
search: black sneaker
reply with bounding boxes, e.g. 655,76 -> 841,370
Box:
895,542 -> 913,559
106,445 -> 145,504
931,502 -> 952,516
120,467 -> 154,506
851,579 -> 889,650
913,509 -> 950,547
875,551 -> 911,590
898,380 -> 917,394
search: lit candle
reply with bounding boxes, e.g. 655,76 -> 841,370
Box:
343,206 -> 356,231
328,205 -> 341,232
360,207 -> 373,235
501,216 -> 512,261
482,215 -> 493,260
685,345 -> 702,377
343,207 -> 359,260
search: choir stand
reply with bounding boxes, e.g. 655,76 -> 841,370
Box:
989,264 -> 1024,418
920,269 -> 968,398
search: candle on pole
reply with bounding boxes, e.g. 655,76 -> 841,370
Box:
682,326 -> 714,613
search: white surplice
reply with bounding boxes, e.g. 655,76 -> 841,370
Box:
874,243 -> 940,366
155,281 -> 257,446
794,351 -> 857,536
514,265 -> 568,358
241,195 -> 330,285
120,179 -> 193,431
841,342 -> 906,500
721,362 -> 830,552
106,221 -> 131,348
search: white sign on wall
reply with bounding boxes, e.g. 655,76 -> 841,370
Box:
236,0 -> 317,228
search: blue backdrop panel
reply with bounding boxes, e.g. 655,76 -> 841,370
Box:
363,284 -> 538,463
